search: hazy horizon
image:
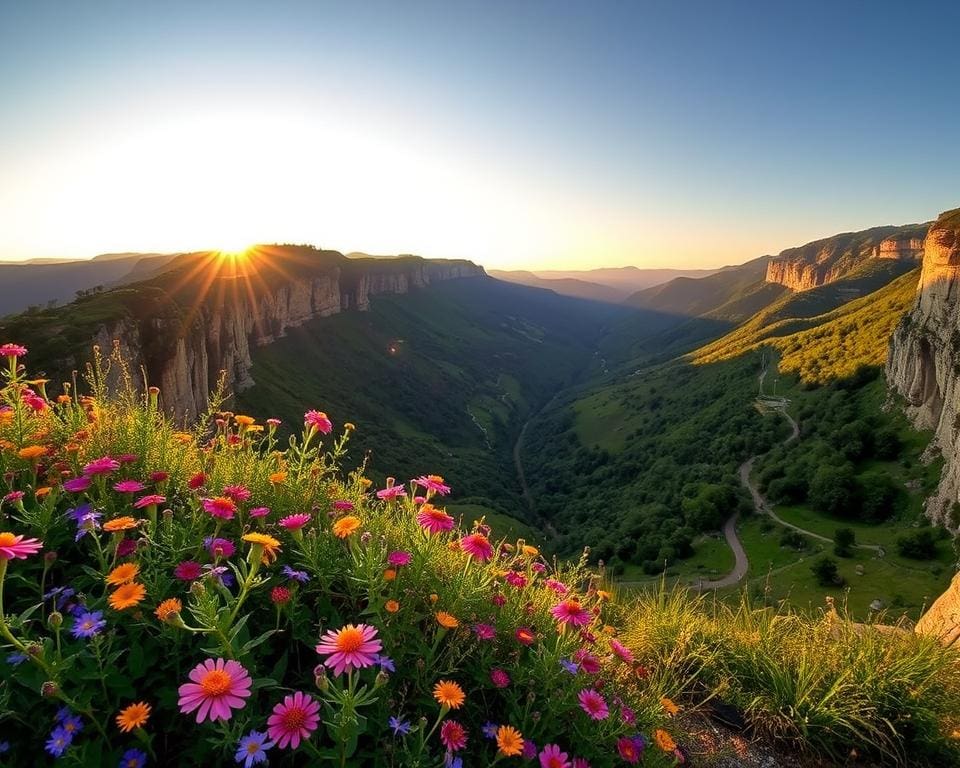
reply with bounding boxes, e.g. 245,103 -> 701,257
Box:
1,1 -> 957,269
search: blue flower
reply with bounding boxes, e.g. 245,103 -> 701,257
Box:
235,730 -> 274,768
60,714 -> 84,738
444,754 -> 463,768
54,706 -> 72,722
560,658 -> 579,674
373,654 -> 395,673
5,652 -> 26,666
388,716 -> 411,736
482,722 -> 499,739
119,748 -> 148,768
44,727 -> 72,758
0,741 -> 10,754
282,566 -> 309,583
70,610 -> 106,639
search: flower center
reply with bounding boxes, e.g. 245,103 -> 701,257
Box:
200,669 -> 232,696
336,627 -> 364,653
0,533 -> 16,546
281,706 -> 307,730
247,743 -> 260,755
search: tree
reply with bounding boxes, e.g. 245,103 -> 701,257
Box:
809,464 -> 856,517
896,529 -> 938,560
811,556 -> 844,586
834,527 -> 855,557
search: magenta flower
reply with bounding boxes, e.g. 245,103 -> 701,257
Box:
267,691 -> 320,749
133,494 -> 166,509
174,561 -> 202,581
204,537 -> 236,558
118,453 -> 138,464
332,500 -> 354,512
544,578 -> 568,595
609,638 -> 634,664
387,551 -> 411,567
376,485 -> 407,501
505,571 -> 527,588
490,668 -> 510,688
460,533 -> 494,562
279,513 -> 310,531
201,497 -> 237,520
2,491 -> 25,505
540,744 -> 572,768
315,624 -> 382,676
573,649 -> 600,675
83,457 -> 121,476
416,506 -> 454,534
249,506 -> 271,518
63,476 -> 92,493
577,689 -> 608,720
440,719 -> 468,752
222,485 -> 252,502
473,623 -> 496,640
117,539 -> 138,557
0,532 -> 42,560
177,658 -> 252,723
303,410 -> 333,434
113,480 -> 146,493
413,475 -> 451,495
550,599 -> 592,628
0,343 -> 27,358
616,735 -> 644,764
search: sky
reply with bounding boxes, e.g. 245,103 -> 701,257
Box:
0,1 -> 958,271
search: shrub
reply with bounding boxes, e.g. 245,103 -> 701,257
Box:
897,529 -> 939,560
834,528 -> 856,557
811,557 -> 844,586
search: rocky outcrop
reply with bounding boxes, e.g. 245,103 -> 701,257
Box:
887,209 -> 960,524
915,572 -> 960,646
86,249 -> 485,420
765,222 -> 929,291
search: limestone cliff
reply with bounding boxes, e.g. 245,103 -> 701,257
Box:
765,223 -> 928,291
14,247 -> 485,420
887,209 -> 960,525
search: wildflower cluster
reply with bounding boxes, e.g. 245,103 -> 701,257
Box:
0,344 -> 682,766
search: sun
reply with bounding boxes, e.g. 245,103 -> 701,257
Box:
215,244 -> 254,261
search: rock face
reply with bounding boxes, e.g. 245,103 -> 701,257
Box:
915,572 -> 960,646
765,223 -> 928,291
887,209 -> 960,524
86,248 -> 485,420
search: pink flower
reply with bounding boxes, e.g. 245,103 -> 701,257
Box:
531,562 -> 546,574
544,578 -> 568,595
515,626 -> 536,645
490,668 -> 510,688
473,623 -> 496,640
267,691 -> 320,749
118,453 -> 138,464
573,649 -> 600,675
133,494 -> 166,509
174,561 -> 202,581
577,689 -> 608,720
416,506 -> 454,534
460,533 -> 494,562
572,759 -> 591,768
202,497 -> 237,520
616,736 -> 644,764
177,658 -> 252,723
266,418 -> 281,427
609,639 -> 634,664
149,471 -> 169,483
332,500 -> 354,512
83,457 -> 120,476
621,704 -> 636,726
188,472 -> 207,490
0,532 -> 42,560
63,476 -> 92,493
550,599 -> 592,628
205,537 -> 236,558
440,719 -> 468,752
540,744 -> 572,768
505,571 -> 527,589
279,513 -> 310,531
2,491 -> 25,504
22,393 -> 46,412
376,485 -> 407,500
304,410 -> 333,434
113,480 -> 146,494
222,485 -> 251,502
491,594 -> 506,607
249,506 -> 271,518
413,475 -> 451,495
387,550 -> 412,567
315,624 -> 383,676
0,343 -> 27,358
117,539 -> 138,557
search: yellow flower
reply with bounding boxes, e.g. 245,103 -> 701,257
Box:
155,598 -> 182,623
106,562 -> 140,586
109,582 -> 146,611
435,611 -> 459,629
115,701 -> 151,732
332,515 -> 361,538
385,599 -> 400,613
242,532 -> 282,563
653,729 -> 677,752
432,680 -> 465,709
496,725 -> 524,756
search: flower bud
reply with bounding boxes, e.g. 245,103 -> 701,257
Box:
44,551 -> 58,565
313,664 -> 329,691
375,670 -> 389,688
48,611 -> 63,630
189,580 -> 206,597
41,681 -> 59,697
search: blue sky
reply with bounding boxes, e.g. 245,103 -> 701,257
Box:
0,1 -> 957,269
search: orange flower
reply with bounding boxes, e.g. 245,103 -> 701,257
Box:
596,590 -> 612,602
234,415 -> 255,427
17,445 -> 46,460
435,611 -> 459,629
172,432 -> 193,445
103,516 -> 138,532
35,487 -> 51,498
343,422 -> 356,431
496,725 -> 524,756
385,599 -> 400,613
433,680 -> 465,709
106,562 -> 140,586
332,515 -> 360,538
269,471 -> 287,484
109,582 -> 146,610
521,545 -> 539,557
383,568 -> 396,582
660,696 -> 679,716
155,598 -> 182,623
242,532 -> 281,564
115,701 -> 151,732
653,729 -> 677,752
429,593 -> 439,604
359,478 -> 372,488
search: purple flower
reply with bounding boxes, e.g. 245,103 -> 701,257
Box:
6,652 -> 27,666
373,655 -> 395,673
235,730 -> 273,767
60,714 -> 83,738
482,722 -> 498,739
204,537 -> 236,559
45,727 -> 71,758
63,476 -> 92,493
119,748 -> 148,768
388,716 -> 411,736
560,659 -> 579,674
281,566 -> 309,583
71,610 -> 106,639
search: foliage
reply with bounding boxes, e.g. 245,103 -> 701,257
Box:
0,345 -> 678,767
897,529 -> 940,560
811,557 -> 843,586
833,528 -> 855,558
